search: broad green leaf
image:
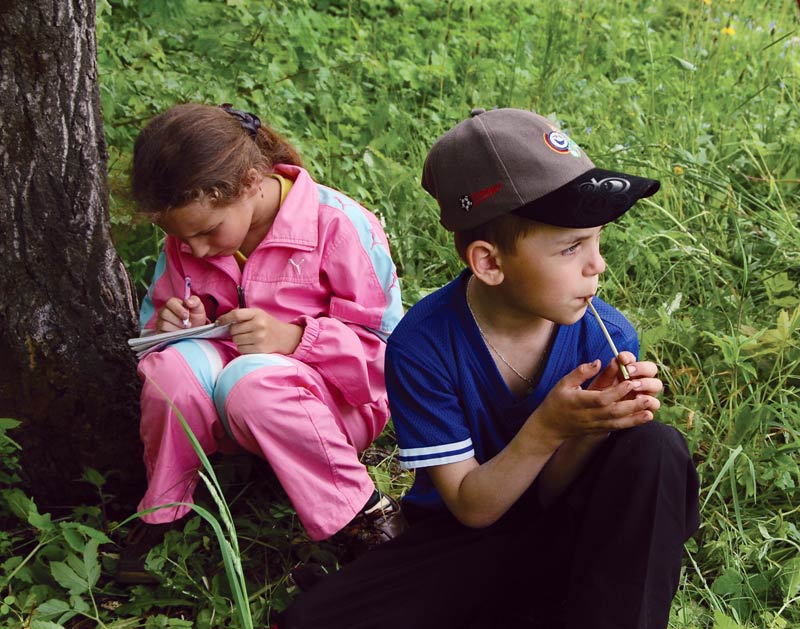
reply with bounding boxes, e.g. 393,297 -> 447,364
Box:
83,539 -> 101,588
782,556 -> 800,600
61,527 -> 84,553
81,467 -> 106,489
711,567 -> 742,596
1,488 -> 35,521
713,610 -> 744,629
33,599 -> 71,620
69,523 -> 112,545
30,621 -> 66,629
0,418 -> 21,430
50,561 -> 88,595
66,553 -> 87,580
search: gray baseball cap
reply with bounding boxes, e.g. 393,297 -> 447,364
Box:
422,108 -> 660,231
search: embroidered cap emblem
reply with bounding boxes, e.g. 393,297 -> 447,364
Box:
543,130 -> 583,157
544,131 -> 570,153
459,182 -> 502,213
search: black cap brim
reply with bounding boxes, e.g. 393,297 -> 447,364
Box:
511,168 -> 661,228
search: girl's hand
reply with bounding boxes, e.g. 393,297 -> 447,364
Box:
156,296 -> 207,332
531,359 -> 657,445
217,308 -> 304,355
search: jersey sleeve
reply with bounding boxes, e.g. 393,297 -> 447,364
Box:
386,343 -> 475,470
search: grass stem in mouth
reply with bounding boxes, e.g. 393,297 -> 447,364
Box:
586,298 -> 631,380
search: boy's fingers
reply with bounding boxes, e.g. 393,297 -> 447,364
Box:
590,378 -> 641,407
617,351 -> 636,366
598,412 -> 654,432
561,360 -> 603,388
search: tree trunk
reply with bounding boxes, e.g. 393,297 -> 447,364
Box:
0,0 -> 145,515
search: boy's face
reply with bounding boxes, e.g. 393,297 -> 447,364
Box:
497,223 -> 607,325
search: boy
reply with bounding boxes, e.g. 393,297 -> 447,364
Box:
282,109 -> 700,629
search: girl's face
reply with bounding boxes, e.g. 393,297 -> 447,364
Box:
496,223 -> 607,325
157,176 -> 274,258
158,197 -> 254,258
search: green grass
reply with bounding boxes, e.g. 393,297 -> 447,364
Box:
2,0 -> 799,626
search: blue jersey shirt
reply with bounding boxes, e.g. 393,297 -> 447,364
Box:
386,270 -> 639,511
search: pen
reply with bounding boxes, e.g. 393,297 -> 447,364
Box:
586,297 -> 630,380
237,285 -> 246,309
182,276 -> 192,328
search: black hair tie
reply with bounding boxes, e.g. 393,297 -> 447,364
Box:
220,103 -> 261,139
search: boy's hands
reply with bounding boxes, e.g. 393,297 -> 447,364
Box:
533,352 -> 662,445
156,296 -> 207,332
589,351 -> 662,399
217,308 -> 304,355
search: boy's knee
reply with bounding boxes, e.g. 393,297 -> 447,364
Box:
608,421 -> 692,476
617,420 -> 685,450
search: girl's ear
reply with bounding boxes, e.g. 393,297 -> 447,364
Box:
243,168 -> 262,197
466,240 -> 504,286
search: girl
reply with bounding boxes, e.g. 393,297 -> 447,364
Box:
119,103 -> 404,582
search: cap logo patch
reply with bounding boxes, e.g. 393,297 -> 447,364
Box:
579,176 -> 631,194
576,176 -> 633,213
543,131 -> 583,157
460,182 -> 502,212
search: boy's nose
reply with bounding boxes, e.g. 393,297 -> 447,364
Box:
586,250 -> 606,276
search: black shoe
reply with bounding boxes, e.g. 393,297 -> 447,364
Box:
288,561 -> 329,592
115,521 -> 172,584
332,494 -> 408,561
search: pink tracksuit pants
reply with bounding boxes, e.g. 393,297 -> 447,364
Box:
136,339 -> 383,541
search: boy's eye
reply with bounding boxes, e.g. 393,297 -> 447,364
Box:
562,243 -> 579,255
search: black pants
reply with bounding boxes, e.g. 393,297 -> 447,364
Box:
281,422 -> 700,629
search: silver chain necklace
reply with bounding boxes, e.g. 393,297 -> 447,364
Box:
466,276 -> 542,389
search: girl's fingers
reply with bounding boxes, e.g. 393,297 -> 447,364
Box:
157,299 -> 186,330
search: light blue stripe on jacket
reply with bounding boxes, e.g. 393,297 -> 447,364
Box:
139,249 -> 168,329
318,186 -> 403,340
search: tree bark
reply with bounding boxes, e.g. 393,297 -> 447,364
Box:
0,0 -> 144,515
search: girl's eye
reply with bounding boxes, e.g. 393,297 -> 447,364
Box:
562,243 -> 579,255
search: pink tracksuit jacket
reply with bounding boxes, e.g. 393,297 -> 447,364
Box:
136,165 -> 403,540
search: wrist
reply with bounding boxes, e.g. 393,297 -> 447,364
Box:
281,322 -> 305,355
520,412 -> 565,457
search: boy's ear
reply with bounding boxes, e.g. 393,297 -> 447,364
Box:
466,240 -> 504,286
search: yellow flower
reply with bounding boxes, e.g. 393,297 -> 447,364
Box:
721,26 -> 735,36
673,165 -> 684,175
703,0 -> 711,4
